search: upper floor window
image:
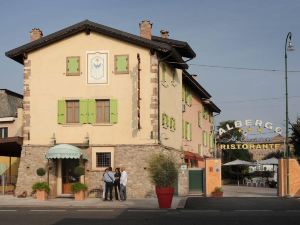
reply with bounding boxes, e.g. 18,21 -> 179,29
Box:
0,127 -> 8,138
96,100 -> 110,123
58,99 -> 118,125
66,100 -> 80,123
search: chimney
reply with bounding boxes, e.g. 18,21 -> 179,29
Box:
139,20 -> 152,40
160,30 -> 169,39
30,28 -> 43,41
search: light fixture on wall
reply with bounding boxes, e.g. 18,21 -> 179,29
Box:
84,133 -> 89,145
51,133 -> 56,145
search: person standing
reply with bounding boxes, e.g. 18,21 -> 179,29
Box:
114,168 -> 121,200
102,168 -> 108,199
103,167 -> 114,201
120,167 -> 128,201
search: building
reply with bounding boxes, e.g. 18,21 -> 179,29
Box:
0,89 -> 23,188
5,20 -> 220,197
182,72 -> 220,168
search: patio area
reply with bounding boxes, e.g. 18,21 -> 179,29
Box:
223,185 -> 277,197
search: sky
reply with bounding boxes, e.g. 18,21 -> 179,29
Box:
1,0 -> 300,134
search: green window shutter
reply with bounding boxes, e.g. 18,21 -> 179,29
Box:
115,55 -> 129,74
110,99 -> 118,124
79,99 -> 88,124
202,131 -> 206,146
67,56 -> 80,75
185,122 -> 189,140
173,118 -> 176,130
198,111 -> 202,127
88,99 -> 96,124
188,94 -> 192,106
182,86 -> 185,101
185,89 -> 188,104
166,115 -> 169,128
57,100 -> 66,124
189,123 -> 192,141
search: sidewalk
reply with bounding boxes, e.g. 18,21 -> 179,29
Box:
0,195 -> 185,209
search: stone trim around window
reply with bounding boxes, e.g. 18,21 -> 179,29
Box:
91,147 -> 114,171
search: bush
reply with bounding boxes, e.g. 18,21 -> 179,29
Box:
213,187 -> 223,192
74,166 -> 85,177
71,182 -> 88,193
32,182 -> 50,193
148,153 -> 178,188
36,168 -> 46,177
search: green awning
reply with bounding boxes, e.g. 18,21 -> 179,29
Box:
46,144 -> 88,160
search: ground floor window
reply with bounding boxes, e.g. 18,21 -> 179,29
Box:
96,152 -> 111,167
92,147 -> 114,170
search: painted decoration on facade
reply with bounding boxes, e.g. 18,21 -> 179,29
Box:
87,52 -> 108,84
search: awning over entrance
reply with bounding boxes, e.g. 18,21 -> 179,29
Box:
0,137 -> 22,157
184,151 -> 204,161
45,144 -> 88,160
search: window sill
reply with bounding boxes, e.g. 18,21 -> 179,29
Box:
62,123 -> 82,127
92,123 -> 113,126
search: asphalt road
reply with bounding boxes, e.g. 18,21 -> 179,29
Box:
0,198 -> 300,225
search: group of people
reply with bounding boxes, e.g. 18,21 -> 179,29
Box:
102,167 -> 127,201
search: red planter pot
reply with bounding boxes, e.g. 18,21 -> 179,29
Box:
155,187 -> 174,208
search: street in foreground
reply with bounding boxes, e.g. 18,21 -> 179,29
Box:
1,198 -> 300,225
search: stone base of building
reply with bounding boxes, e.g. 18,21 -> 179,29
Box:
15,144 -> 188,198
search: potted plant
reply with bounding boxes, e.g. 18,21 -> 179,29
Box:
211,187 -> 223,197
32,182 -> 50,200
32,167 -> 50,200
71,182 -> 88,201
148,153 -> 178,208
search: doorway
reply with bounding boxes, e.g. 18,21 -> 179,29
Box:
188,169 -> 204,194
61,159 -> 79,194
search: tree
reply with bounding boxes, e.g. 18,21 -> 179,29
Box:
290,118 -> 300,158
262,150 -> 284,160
216,120 -> 252,163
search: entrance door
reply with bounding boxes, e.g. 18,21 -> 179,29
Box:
189,169 -> 204,194
61,159 -> 79,194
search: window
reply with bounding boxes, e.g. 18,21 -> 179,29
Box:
198,144 -> 203,156
92,147 -> 114,170
198,111 -> 202,127
96,100 -> 110,123
96,152 -> 111,167
66,56 -> 80,75
203,131 -> 207,146
66,100 -> 79,123
0,127 -> 8,138
58,99 -> 118,125
185,122 -> 192,141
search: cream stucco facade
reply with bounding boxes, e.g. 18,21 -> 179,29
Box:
27,32 -> 158,146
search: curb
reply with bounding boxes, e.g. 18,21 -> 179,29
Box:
176,197 -> 187,209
